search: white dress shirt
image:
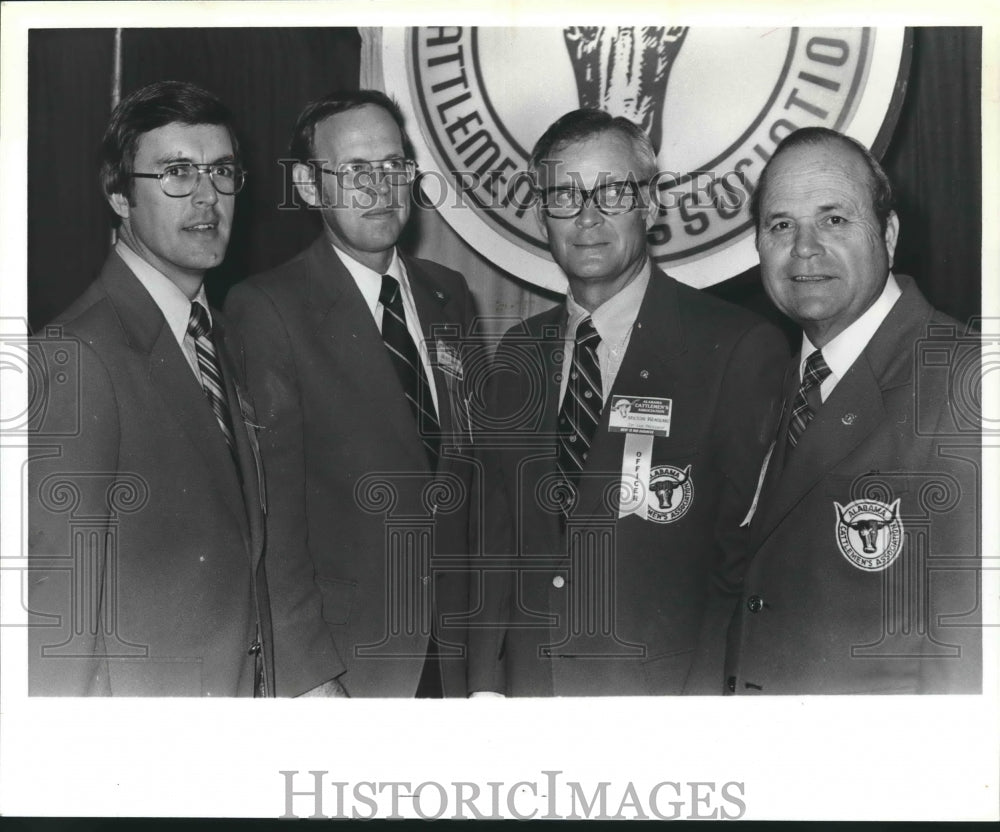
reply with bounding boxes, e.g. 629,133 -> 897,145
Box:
560,260 -> 652,406
115,240 -> 211,381
331,244 -> 439,415
799,273 -> 902,402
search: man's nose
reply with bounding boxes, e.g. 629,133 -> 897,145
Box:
191,169 -> 219,205
575,199 -> 604,229
371,170 -> 393,192
792,223 -> 823,258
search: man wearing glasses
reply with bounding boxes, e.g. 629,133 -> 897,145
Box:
29,81 -> 274,696
226,90 -> 477,697
469,109 -> 788,696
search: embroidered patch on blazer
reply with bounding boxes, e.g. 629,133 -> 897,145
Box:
645,464 -> 694,524
834,498 -> 903,571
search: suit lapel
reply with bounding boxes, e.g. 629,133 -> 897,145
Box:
543,309 -> 570,553
406,256 -> 462,442
98,254 -> 249,538
574,270 -> 687,518
753,355 -> 885,545
304,239 -> 429,470
747,359 -> 797,546
217,316 -> 264,563
749,276 -> 934,547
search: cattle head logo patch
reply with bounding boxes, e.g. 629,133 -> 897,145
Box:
834,498 -> 903,571
646,464 -> 693,524
613,398 -> 632,419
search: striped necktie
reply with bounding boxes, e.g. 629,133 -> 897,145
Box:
187,302 -> 236,454
787,348 -> 832,450
379,275 -> 440,466
557,316 -> 603,487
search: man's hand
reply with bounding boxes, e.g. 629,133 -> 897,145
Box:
298,677 -> 350,697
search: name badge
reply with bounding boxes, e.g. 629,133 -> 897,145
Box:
434,339 -> 464,380
614,396 -> 671,519
608,396 -> 672,437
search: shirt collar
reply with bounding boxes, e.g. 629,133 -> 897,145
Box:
565,259 -> 652,344
115,240 -> 211,341
329,243 -> 403,316
799,272 -> 902,381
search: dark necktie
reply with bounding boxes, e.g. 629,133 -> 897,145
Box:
187,302 -> 237,454
379,275 -> 440,466
787,348 -> 832,450
557,316 -> 603,487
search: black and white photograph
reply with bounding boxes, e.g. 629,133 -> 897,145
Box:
1,0 -> 996,822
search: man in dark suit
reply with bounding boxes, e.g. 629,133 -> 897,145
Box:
225,90 -> 476,697
28,81 -> 274,697
725,127 -> 981,694
468,109 -> 788,696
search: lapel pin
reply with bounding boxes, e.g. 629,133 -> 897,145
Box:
842,412 -> 857,425
640,369 -> 650,379
435,290 -> 445,301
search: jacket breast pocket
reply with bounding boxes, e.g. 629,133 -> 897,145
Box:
316,577 -> 357,625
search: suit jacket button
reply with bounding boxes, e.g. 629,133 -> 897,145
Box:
542,648 -> 552,657
747,595 -> 764,614
726,676 -> 736,693
552,575 -> 565,588
247,640 -> 261,655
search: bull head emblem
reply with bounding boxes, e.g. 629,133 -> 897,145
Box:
613,399 -> 632,418
836,499 -> 900,554
650,464 -> 691,510
564,26 -> 689,154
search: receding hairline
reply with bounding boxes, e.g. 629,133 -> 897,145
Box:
532,128 -> 657,180
290,90 -> 413,165
312,102 -> 400,136
752,129 -> 895,241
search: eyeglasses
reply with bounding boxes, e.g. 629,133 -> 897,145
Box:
132,163 -> 246,197
319,158 -> 417,190
540,180 -> 648,218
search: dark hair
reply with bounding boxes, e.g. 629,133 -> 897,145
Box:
288,88 -> 414,164
100,80 -> 239,204
750,126 -> 895,238
529,108 -> 657,181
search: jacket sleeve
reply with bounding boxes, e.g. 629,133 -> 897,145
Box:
684,319 -> 789,693
915,342 -> 982,693
225,282 -> 346,696
28,336 -> 116,695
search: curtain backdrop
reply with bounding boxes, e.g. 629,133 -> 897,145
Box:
28,27 -> 981,337
28,27 -> 360,327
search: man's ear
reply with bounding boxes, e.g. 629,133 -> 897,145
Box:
107,192 -> 130,221
883,210 -> 900,268
293,163 -> 321,207
534,201 -> 549,243
643,185 -> 660,231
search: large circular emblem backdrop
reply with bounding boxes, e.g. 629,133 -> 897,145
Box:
383,27 -> 910,292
